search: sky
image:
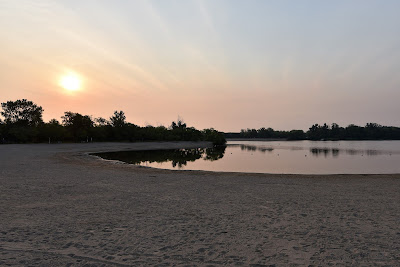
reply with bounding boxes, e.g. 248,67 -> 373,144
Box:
1,0 -> 400,132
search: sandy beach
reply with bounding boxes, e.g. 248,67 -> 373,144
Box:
0,142 -> 399,266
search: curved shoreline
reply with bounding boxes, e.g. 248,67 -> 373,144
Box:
2,142 -> 400,176
1,142 -> 399,265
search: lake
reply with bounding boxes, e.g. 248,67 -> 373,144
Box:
93,140 -> 400,174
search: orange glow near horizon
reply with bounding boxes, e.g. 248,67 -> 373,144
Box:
1,1 -> 400,131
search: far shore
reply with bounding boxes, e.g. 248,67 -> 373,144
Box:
1,142 -> 399,266
226,138 -> 287,141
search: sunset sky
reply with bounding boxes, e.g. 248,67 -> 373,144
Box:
1,0 -> 400,132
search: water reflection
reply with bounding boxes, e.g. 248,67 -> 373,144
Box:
203,146 -> 226,161
93,146 -> 226,168
92,141 -> 400,174
310,148 -> 339,157
234,144 -> 274,153
235,144 -> 392,157
310,148 -> 389,157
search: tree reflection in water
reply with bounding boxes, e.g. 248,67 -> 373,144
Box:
310,148 -> 389,157
238,144 -> 274,153
93,146 -> 226,168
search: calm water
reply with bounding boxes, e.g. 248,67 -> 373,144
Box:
94,141 -> 400,174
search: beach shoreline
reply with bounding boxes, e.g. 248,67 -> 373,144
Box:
1,142 -> 399,265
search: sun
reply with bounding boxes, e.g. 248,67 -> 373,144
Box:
60,73 -> 81,91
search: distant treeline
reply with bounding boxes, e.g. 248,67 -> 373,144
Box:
226,123 -> 400,140
225,128 -> 306,140
0,99 -> 226,146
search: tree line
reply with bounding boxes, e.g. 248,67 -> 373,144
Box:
227,122 -> 400,141
0,99 -> 226,146
226,127 -> 306,140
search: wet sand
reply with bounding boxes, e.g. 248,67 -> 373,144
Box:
1,142 -> 399,266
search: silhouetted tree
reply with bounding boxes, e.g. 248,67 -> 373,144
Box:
365,123 -> 383,139
62,112 -> 94,142
257,127 -> 274,138
0,119 -> 3,142
0,99 -> 44,142
287,130 -> 306,140
345,124 -> 364,140
1,99 -> 43,127
110,111 -> 126,128
170,118 -> 188,140
39,119 -> 65,143
321,123 -> 330,139
170,118 -> 186,130
203,128 -> 226,146
239,127 -> 293,139
330,123 -> 343,139
95,117 -> 109,127
108,111 -> 130,140
308,124 -> 323,140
